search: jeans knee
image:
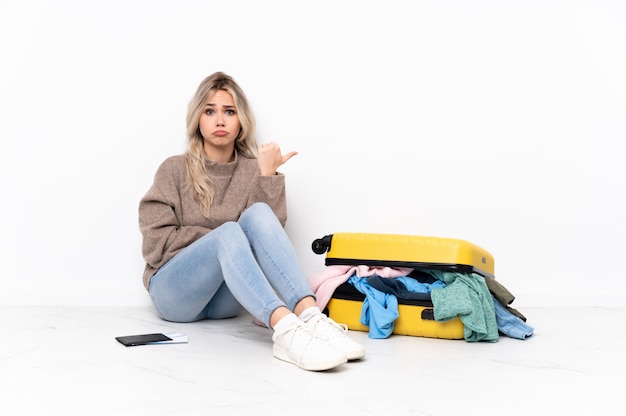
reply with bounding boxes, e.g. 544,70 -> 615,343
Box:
246,202 -> 271,218
220,220 -> 243,233
215,221 -> 248,248
240,202 -> 276,230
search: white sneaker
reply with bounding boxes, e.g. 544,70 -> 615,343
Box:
303,313 -> 366,360
272,321 -> 347,371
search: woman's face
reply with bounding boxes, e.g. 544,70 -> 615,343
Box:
198,90 -> 241,159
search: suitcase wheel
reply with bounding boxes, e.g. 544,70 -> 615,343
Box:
311,234 -> 333,254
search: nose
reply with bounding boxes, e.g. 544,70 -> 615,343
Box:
216,113 -> 225,127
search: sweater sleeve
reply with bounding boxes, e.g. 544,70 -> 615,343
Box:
246,172 -> 288,226
138,158 -> 210,272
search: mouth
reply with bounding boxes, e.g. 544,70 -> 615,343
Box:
213,130 -> 228,137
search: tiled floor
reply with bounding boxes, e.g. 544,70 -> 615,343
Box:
1,305 -> 623,415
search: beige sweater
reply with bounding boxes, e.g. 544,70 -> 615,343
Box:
138,153 -> 287,290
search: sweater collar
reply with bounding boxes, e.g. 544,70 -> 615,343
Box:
204,151 -> 239,175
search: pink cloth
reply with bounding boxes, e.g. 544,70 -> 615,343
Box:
308,265 -> 414,310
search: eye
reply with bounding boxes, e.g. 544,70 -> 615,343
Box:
226,109 -> 236,116
205,108 -> 215,115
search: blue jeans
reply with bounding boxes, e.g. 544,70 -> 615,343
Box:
148,202 -> 314,327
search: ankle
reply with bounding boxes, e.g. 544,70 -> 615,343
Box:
298,306 -> 322,322
273,313 -> 301,335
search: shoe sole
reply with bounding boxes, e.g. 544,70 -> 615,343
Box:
272,345 -> 347,371
345,350 -> 366,361
326,338 -> 366,360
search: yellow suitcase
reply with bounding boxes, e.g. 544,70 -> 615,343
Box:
311,233 -> 495,339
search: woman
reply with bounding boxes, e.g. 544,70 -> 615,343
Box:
139,72 -> 365,371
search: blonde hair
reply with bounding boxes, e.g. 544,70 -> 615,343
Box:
184,72 -> 257,218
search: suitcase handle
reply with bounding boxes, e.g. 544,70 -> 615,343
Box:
311,234 -> 333,254
421,309 -> 435,321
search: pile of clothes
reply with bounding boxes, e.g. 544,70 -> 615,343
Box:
308,265 -> 534,342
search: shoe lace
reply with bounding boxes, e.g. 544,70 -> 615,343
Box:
310,314 -> 348,338
284,321 -> 321,343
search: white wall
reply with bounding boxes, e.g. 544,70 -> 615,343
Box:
1,0 -> 624,307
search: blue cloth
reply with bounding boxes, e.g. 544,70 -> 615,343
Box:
399,276 -> 446,292
349,276 -> 398,338
492,296 -> 534,339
